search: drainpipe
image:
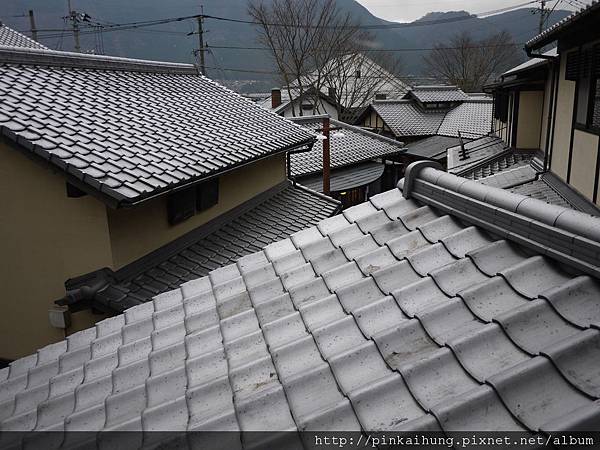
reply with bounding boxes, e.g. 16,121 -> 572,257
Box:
322,117 -> 331,195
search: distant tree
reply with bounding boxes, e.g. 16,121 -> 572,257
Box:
423,30 -> 521,92
248,0 -> 403,117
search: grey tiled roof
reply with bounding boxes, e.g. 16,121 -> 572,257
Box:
0,24 -> 47,49
0,47 -> 314,206
460,151 -> 535,181
404,135 -> 464,160
406,85 -> 469,103
437,99 -> 494,139
447,135 -> 509,174
526,0 -> 600,49
477,164 -> 538,189
509,178 -> 575,210
64,182 -> 340,313
299,162 -> 384,193
3,166 -> 600,435
372,97 -> 492,139
290,116 -> 405,177
372,101 -> 446,137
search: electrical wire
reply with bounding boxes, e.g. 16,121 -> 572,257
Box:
24,0 -> 539,39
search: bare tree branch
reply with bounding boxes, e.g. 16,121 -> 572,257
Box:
423,30 -> 521,91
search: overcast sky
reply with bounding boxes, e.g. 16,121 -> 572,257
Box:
355,0 -> 580,23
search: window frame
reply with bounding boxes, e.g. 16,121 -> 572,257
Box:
572,45 -> 600,135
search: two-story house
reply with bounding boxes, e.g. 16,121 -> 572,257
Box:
0,28 -> 340,361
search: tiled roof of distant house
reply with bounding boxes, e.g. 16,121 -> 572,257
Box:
60,181 -> 340,314
0,47 -> 314,207
368,94 -> 493,139
289,116 -> 406,178
0,24 -> 47,49
2,163 -> 600,436
526,0 -> 600,50
404,85 -> 469,103
404,135 -> 465,161
451,136 -> 600,215
371,101 -> 447,137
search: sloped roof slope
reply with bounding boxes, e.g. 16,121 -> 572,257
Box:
2,165 -> 600,437
63,182 -> 340,313
0,47 -> 314,206
404,135 -> 464,161
405,85 -> 469,103
437,99 -> 494,139
0,24 -> 47,50
371,100 -> 446,137
371,96 -> 492,139
290,116 -> 405,177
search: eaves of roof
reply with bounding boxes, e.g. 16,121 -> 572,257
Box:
0,47 -> 316,208
526,1 -> 600,50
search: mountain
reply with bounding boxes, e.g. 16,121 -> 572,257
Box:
1,0 -> 570,90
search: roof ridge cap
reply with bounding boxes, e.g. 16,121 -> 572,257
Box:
402,162 -> 600,278
0,46 -> 198,74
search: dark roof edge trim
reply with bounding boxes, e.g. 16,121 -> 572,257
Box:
2,126 -> 315,208
0,46 -> 199,74
401,162 -> 600,278
292,181 -> 343,212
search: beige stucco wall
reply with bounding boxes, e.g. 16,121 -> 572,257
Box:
107,153 -> 287,269
516,91 -> 544,150
550,52 -> 577,180
570,130 -> 600,201
0,142 -> 114,359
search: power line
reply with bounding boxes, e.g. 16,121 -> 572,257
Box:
25,0 -> 540,39
204,42 -> 525,53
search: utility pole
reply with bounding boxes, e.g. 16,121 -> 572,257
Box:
538,0 -> 547,34
28,10 -> 38,42
67,0 -> 80,52
197,6 -> 206,75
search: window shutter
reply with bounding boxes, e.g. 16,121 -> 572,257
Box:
566,48 -> 595,80
594,44 -> 600,77
566,51 -> 581,81
196,178 -> 219,212
168,188 -> 196,225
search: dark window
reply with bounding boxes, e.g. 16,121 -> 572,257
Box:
375,93 -> 387,100
494,92 -> 509,122
196,178 -> 219,212
301,103 -> 314,111
167,188 -> 196,225
570,45 -> 600,133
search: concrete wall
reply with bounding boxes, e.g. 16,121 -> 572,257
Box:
0,142 -> 114,359
107,153 -> 287,269
516,90 -> 544,150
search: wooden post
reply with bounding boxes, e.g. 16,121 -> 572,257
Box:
322,117 -> 331,195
